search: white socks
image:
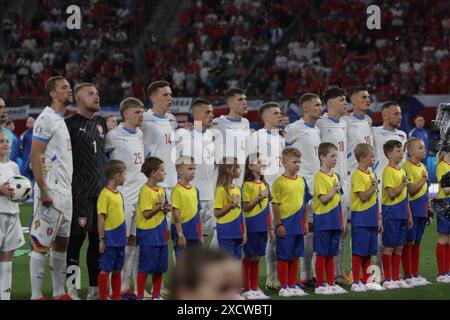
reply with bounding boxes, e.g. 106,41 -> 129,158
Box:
265,240 -> 277,282
0,261 -> 12,300
30,251 -> 46,299
301,232 -> 315,281
121,245 -> 137,292
50,251 -> 67,297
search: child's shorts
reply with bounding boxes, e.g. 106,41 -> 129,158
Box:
407,217 -> 427,242
219,238 -> 243,260
437,216 -> 450,234
173,239 -> 200,258
382,219 -> 407,247
99,246 -> 125,272
276,234 -> 304,260
313,229 -> 341,256
244,231 -> 268,257
139,245 -> 168,274
352,226 -> 378,256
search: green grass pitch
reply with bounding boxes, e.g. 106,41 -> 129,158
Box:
11,204 -> 450,300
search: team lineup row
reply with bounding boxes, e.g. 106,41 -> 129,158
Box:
0,78 -> 449,300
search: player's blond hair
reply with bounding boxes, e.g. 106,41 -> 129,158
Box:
119,97 -> 145,119
282,147 -> 301,161
354,143 -> 374,162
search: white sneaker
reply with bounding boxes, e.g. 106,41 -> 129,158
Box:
414,276 -> 431,286
383,280 -> 400,290
351,282 -> 367,293
315,285 -> 333,295
395,279 -> 414,289
445,274 -> 450,282
278,287 -> 294,297
86,286 -> 100,300
365,282 -> 386,291
252,288 -> 271,300
152,296 -> 164,300
436,275 -> 450,283
289,285 -> 308,297
329,284 -> 348,294
241,290 -> 258,300
404,277 -> 417,286
68,288 -> 81,300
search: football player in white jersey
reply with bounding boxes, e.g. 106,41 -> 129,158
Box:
211,88 -> 250,187
316,86 -> 351,284
249,102 -> 284,290
175,98 -> 216,244
30,76 -> 74,300
285,93 -> 322,286
142,81 -> 177,196
372,101 -> 408,276
105,97 -> 146,296
342,86 -> 374,174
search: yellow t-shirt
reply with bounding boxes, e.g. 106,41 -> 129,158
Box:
402,160 -> 428,201
214,184 -> 243,239
171,182 -> 201,240
382,165 -> 409,220
136,184 -> 168,246
351,168 -> 378,227
271,174 -> 311,235
97,187 -> 126,247
313,170 -> 342,231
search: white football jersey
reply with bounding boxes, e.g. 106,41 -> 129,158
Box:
211,115 -> 250,186
372,126 -> 408,181
32,106 -> 73,195
0,161 -> 20,214
285,118 -> 321,193
105,125 -> 146,200
175,127 -> 216,201
249,129 -> 285,188
316,115 -> 348,182
142,111 -> 177,188
342,113 -> 373,175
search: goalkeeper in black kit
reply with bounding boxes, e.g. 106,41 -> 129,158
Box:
65,83 -> 107,299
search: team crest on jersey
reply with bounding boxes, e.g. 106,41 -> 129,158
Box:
96,125 -> 104,138
47,227 -> 54,236
78,217 -> 87,228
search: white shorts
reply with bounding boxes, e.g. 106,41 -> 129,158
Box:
124,196 -> 138,237
200,200 -> 215,236
33,189 -> 72,238
341,181 -> 351,222
0,212 -> 25,252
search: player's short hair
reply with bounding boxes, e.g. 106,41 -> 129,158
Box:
225,88 -> 245,103
74,83 -> 96,96
105,114 -> 116,120
175,155 -> 195,170
381,101 -> 399,112
168,247 -> 233,300
259,102 -> 280,117
383,140 -> 403,158
299,93 -> 320,107
141,156 -> 164,178
318,142 -> 338,159
354,143 -> 374,162
104,160 -> 127,180
282,147 -> 301,161
45,76 -> 66,96
191,98 -> 211,110
349,86 -> 368,97
414,115 -> 424,120
146,80 -> 170,98
4,119 -> 13,126
323,86 -> 346,104
405,137 -> 423,154
119,97 -> 145,119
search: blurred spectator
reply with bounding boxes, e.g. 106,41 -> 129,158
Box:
20,117 -> 34,180
409,115 -> 430,156
5,120 -> 20,164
